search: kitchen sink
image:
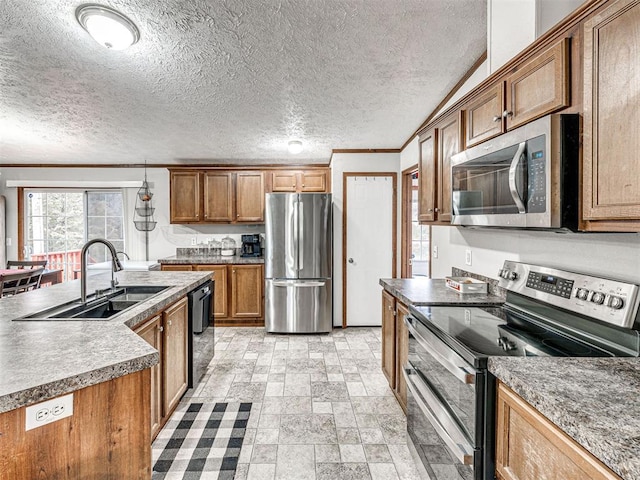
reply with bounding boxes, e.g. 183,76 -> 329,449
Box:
14,285 -> 170,321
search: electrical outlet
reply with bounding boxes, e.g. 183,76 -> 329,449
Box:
191,237 -> 197,246
465,249 -> 472,266
433,245 -> 438,259
26,393 -> 73,431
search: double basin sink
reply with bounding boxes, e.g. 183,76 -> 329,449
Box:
16,285 -> 170,321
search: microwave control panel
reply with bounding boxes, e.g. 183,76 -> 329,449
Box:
526,135 -> 546,213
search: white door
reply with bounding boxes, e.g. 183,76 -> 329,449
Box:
345,175 -> 395,326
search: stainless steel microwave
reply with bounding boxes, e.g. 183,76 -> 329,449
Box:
451,114 -> 580,230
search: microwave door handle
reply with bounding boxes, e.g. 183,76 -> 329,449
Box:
508,141 -> 527,214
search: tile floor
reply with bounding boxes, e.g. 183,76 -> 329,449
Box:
153,326 -> 426,480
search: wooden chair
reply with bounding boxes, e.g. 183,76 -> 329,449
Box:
0,268 -> 45,297
7,260 -> 48,270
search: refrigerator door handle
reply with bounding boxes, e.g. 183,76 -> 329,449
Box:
273,280 -> 326,288
287,197 -> 298,273
298,200 -> 304,272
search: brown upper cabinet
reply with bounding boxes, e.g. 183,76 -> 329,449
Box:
582,0 -> 640,232
464,38 -> 570,149
169,171 -> 201,223
418,111 -> 461,224
271,169 -> 330,193
169,169 -> 265,224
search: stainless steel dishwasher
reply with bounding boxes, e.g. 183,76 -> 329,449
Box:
188,280 -> 213,387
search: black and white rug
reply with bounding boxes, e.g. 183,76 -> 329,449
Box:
152,402 -> 252,480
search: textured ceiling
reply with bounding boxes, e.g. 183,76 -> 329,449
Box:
0,0 -> 487,165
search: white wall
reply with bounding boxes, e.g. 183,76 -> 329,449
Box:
401,137 -> 420,171
331,152 -> 401,326
431,227 -> 640,284
0,167 -> 264,261
536,0 -> 584,38
488,0 -> 536,74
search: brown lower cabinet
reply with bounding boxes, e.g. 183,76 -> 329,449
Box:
381,289 -> 408,413
135,296 -> 188,441
0,369 -> 151,479
161,264 -> 264,325
496,382 -> 621,480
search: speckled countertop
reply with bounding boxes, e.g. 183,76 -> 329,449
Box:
158,254 -> 264,265
379,278 -> 504,306
0,270 -> 212,414
489,357 -> 640,479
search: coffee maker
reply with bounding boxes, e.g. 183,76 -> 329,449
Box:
241,234 -> 262,257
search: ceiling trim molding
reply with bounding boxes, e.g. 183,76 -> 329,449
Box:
401,50 -> 487,151
6,180 -> 143,188
331,149 -> 401,154
0,163 -> 331,169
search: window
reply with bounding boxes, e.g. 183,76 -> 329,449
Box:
410,172 -> 430,277
24,190 -> 125,281
402,169 -> 430,278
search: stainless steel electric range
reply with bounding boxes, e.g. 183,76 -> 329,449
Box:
405,261 -> 640,480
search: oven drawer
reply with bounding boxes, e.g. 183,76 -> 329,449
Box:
406,315 -> 483,444
404,365 -> 478,471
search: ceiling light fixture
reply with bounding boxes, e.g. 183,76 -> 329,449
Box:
76,4 -> 140,50
288,140 -> 303,154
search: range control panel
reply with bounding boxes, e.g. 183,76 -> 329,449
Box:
526,272 -> 574,299
498,260 -> 640,329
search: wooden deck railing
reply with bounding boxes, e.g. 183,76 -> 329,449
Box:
30,250 -> 83,282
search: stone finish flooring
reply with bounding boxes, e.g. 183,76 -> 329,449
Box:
153,326 -> 427,480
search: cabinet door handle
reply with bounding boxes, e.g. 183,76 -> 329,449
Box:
492,115 -> 501,122
503,110 -> 513,118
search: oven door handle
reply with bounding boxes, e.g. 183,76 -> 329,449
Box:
405,316 -> 476,385
404,366 -> 475,465
508,141 -> 527,214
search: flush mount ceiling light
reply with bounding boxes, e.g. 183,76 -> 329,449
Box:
288,140 -> 303,154
76,4 -> 140,50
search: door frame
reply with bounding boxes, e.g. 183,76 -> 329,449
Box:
342,172 -> 397,328
401,165 -> 417,278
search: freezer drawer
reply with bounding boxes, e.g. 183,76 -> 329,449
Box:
265,279 -> 332,333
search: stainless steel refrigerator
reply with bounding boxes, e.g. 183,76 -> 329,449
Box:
265,193 -> 332,333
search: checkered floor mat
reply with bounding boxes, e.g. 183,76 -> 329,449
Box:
152,402 -> 252,480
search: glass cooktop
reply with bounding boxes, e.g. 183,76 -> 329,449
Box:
409,304 -> 624,366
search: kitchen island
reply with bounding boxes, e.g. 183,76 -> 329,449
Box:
0,270 -> 212,480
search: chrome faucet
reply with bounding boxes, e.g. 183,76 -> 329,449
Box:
80,238 -> 124,303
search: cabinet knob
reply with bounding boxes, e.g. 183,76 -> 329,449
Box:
388,305 -> 393,311
428,208 -> 433,212
158,325 -> 164,332
292,185 -> 296,188
302,184 -> 305,187
237,214 -> 240,217
168,320 -> 172,326
503,110 -> 513,118
492,115 -> 501,122
434,207 -> 439,212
